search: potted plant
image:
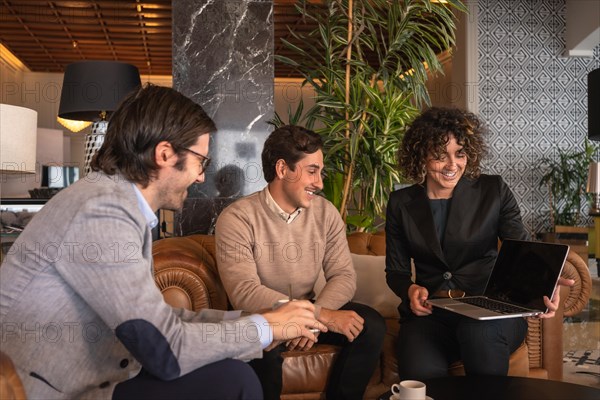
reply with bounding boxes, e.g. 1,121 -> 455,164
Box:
274,0 -> 466,231
539,139 -> 598,229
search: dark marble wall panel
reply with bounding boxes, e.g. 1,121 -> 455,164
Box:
172,0 -> 273,235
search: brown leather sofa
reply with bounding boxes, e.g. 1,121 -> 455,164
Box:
0,232 -> 591,400
152,232 -> 592,399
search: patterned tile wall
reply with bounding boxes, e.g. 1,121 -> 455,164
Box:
478,0 -> 600,235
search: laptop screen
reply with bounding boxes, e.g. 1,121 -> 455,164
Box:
484,240 -> 569,311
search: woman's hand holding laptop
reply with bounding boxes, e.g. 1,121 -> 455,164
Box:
407,284 -> 433,316
538,277 -> 575,319
407,276 -> 575,319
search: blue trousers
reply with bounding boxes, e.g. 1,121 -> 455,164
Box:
113,359 -> 262,400
396,308 -> 528,380
249,302 -> 386,400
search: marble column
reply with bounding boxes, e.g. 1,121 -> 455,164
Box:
172,0 -> 273,235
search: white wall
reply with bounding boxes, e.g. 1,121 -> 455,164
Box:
20,72 -> 63,130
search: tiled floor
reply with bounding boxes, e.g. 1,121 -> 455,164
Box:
562,259 -> 600,388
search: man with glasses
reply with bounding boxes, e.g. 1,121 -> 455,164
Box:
0,85 -> 325,400
183,147 -> 211,171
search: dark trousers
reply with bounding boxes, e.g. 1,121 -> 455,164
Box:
396,308 -> 528,380
249,302 -> 386,400
113,359 -> 263,400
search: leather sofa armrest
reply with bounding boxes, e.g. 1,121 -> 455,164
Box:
153,235 -> 228,311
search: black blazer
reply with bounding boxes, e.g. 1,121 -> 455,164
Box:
385,174 -> 529,318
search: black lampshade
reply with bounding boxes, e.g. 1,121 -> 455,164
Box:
58,61 -> 141,121
589,68 -> 600,141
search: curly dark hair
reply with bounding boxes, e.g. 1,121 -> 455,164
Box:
398,107 -> 488,184
262,125 -> 323,182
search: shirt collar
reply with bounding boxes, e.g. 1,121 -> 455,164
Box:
264,186 -> 303,224
131,183 -> 159,229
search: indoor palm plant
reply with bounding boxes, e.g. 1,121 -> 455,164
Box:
274,0 -> 465,231
539,139 -> 598,228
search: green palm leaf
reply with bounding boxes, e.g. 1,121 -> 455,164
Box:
272,0 -> 465,231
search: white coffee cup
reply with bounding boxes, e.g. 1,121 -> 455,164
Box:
390,380 -> 426,400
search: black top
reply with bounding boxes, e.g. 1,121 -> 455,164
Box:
429,198 -> 452,247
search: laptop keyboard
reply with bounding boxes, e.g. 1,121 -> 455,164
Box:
456,297 -> 532,314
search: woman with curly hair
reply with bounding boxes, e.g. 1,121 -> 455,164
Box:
385,107 -> 565,379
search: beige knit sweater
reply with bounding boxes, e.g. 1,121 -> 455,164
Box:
215,188 -> 356,313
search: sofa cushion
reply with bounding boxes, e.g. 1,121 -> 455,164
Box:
314,254 -> 400,319
351,254 -> 400,319
281,344 -> 339,395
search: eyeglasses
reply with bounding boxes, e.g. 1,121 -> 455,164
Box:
183,148 -> 211,171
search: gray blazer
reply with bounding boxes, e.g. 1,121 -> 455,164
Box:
0,172 -> 263,399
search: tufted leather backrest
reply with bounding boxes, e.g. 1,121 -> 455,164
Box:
346,231 -> 386,255
153,231 -> 591,320
153,235 -> 227,311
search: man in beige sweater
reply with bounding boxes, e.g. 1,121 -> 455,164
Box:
216,125 -> 386,400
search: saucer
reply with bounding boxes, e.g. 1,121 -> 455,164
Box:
389,397 -> 433,400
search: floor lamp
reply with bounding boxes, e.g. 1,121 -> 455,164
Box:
57,61 -> 141,175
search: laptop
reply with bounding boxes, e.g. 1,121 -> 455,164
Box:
427,239 -> 569,320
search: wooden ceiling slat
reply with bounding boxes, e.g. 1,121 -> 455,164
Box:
1,0 -> 322,78
1,40 -> 153,47
51,9 -> 172,18
0,37 -> 172,46
1,24 -> 172,34
49,1 -> 171,10
17,49 -> 172,57
2,15 -> 171,25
